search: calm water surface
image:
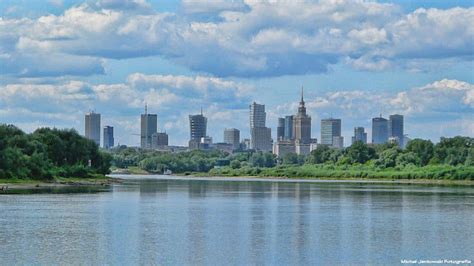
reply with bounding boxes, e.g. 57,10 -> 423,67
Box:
1,175 -> 473,265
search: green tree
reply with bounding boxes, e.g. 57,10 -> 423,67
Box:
396,152 -> 420,167
345,141 -> 374,164
405,139 -> 434,166
375,147 -> 400,168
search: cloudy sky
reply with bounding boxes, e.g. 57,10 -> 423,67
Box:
0,0 -> 473,146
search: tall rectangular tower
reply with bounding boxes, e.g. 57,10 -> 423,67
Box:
189,111 -> 207,149
224,128 -> 240,149
372,116 -> 388,144
141,107 -> 158,149
85,112 -> 101,146
103,126 -> 114,149
321,118 -> 341,146
389,114 -> 404,147
284,115 -> 294,140
249,102 -> 272,151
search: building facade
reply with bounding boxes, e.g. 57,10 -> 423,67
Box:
321,118 -> 341,146
103,126 -> 114,149
372,116 -> 389,144
250,127 -> 272,152
249,102 -> 272,151
224,128 -> 240,149
141,110 -> 158,149
85,112 -> 101,146
151,132 -> 168,148
284,115 -> 294,140
189,111 -> 208,149
389,114 -> 404,147
277,118 -> 285,141
292,89 -> 311,144
352,127 -> 367,144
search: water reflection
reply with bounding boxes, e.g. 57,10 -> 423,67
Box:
0,177 -> 473,265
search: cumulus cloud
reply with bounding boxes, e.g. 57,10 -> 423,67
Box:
0,1 -> 472,77
0,73 -> 253,145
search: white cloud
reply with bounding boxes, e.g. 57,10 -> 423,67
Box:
0,73 -> 253,145
0,1 -> 472,77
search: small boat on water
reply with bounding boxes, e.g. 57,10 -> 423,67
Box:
163,169 -> 172,175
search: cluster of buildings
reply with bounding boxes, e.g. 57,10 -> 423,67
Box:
84,88 -> 406,157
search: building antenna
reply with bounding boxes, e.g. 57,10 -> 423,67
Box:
200,106 -> 203,115
301,86 -> 304,102
145,103 -> 148,115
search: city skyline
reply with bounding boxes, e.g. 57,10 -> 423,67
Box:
0,0 -> 472,146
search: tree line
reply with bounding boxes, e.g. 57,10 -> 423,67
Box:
110,136 -> 473,179
0,124 -> 111,180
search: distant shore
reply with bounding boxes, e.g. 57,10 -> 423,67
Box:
110,169 -> 474,186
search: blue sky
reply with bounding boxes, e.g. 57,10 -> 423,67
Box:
0,0 -> 473,146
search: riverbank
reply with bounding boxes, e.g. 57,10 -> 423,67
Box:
109,170 -> 474,186
0,176 -> 122,192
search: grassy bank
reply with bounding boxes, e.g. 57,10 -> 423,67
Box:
209,164 -> 474,181
0,175 -> 120,188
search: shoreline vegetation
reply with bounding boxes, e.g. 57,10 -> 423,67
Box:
111,136 -> 474,185
0,124 -> 113,191
1,124 -> 473,190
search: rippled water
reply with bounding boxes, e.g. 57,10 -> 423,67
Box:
1,175 -> 473,265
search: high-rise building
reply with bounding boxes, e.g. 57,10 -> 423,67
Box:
372,116 -> 388,144
249,102 -> 266,128
284,115 -> 294,140
189,110 -> 207,149
251,127 -> 272,151
85,112 -> 101,146
249,102 -> 272,151
151,132 -> 168,148
224,128 -> 240,149
352,127 -> 367,144
277,118 -> 285,141
293,88 -> 311,144
389,114 -> 404,147
321,118 -> 341,146
103,126 -> 114,149
141,106 -> 158,149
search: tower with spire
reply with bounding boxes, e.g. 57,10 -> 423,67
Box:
293,86 -> 311,144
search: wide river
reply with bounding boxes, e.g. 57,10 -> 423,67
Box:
1,175 -> 473,265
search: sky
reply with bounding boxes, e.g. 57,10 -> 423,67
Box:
0,0 -> 473,147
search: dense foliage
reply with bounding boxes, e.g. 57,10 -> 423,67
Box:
110,136 -> 473,180
0,124 -> 111,180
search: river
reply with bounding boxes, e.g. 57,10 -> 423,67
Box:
1,175 -> 473,265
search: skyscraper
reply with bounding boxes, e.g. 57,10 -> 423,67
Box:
224,128 -> 240,149
85,112 -> 100,146
189,110 -> 207,149
249,102 -> 266,128
277,118 -> 285,141
321,118 -> 341,146
293,88 -> 311,144
249,102 -> 272,151
284,115 -> 294,140
103,126 -> 114,149
389,114 -> 404,147
141,106 -> 158,149
352,127 -> 367,144
372,116 -> 388,144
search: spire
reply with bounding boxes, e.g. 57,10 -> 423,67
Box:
145,103 -> 148,115
200,106 -> 203,115
301,86 -> 304,103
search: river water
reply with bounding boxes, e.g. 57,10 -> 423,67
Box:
1,175 -> 473,265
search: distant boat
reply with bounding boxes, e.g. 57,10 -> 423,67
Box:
163,169 -> 172,175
